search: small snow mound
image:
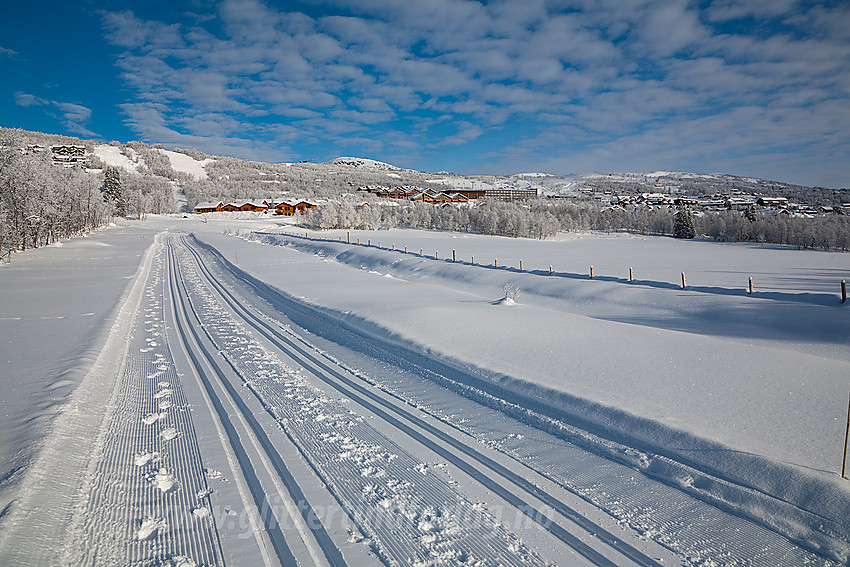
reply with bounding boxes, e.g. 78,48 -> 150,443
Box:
492,297 -> 517,306
192,507 -> 210,519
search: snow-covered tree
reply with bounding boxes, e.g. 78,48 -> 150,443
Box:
673,206 -> 696,239
103,166 -> 126,217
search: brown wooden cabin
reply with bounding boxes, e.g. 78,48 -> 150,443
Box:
294,201 -> 317,213
274,201 -> 296,215
194,201 -> 224,213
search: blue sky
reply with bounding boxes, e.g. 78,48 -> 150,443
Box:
1,0 -> 848,188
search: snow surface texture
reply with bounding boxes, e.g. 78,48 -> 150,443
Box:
2,214 -> 848,566
0,225 -> 154,517
225,224 -> 850,560
175,237 -> 548,565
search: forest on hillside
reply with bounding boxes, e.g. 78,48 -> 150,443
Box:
2,126 -> 848,257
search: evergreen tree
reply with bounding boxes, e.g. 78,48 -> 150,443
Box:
673,206 -> 696,239
103,166 -> 127,216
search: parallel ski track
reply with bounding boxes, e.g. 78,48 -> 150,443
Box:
181,234 -> 664,567
175,236 -> 550,566
166,239 -> 346,567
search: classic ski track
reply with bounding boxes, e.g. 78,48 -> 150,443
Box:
165,242 -> 281,567
173,234 -> 557,566
177,234 -> 664,567
187,232 -> 843,567
166,238 -> 345,567
59,236 -> 225,566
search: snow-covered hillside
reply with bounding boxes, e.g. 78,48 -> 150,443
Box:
93,144 -> 145,174
328,156 -> 411,172
157,148 -> 213,180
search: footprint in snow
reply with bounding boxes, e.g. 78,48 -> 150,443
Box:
134,451 -> 160,467
136,516 -> 166,540
160,427 -> 179,441
154,468 -> 178,493
154,388 -> 172,399
142,412 -> 166,425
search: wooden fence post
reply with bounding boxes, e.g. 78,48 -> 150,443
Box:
549,265 -> 553,275
842,391 -> 850,479
452,249 -> 456,262
681,272 -> 687,288
472,256 -> 475,265
347,231 -> 350,243
392,244 -> 395,251
748,277 -> 754,294
843,280 -> 847,304
494,258 -> 498,268
404,246 -> 407,253
435,251 -> 439,260
589,266 -> 594,279
629,267 -> 633,282
357,238 -> 360,245
420,249 -> 423,256
368,239 -> 370,246
519,260 -> 523,271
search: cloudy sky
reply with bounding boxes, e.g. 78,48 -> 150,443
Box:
1,0 -> 848,187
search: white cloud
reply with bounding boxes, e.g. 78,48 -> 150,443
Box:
98,0 -> 850,186
14,92 -> 98,137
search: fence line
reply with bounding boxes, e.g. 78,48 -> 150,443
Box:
270,230 -> 848,303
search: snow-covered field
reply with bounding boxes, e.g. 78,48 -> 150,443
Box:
1,215 -> 848,565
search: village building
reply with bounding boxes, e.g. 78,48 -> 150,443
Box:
273,200 -> 317,215
757,196 -> 789,208
193,201 -> 224,214
50,144 -> 86,167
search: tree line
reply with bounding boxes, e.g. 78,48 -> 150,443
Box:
301,197 -> 850,251
0,130 -> 177,258
0,131 -> 111,255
